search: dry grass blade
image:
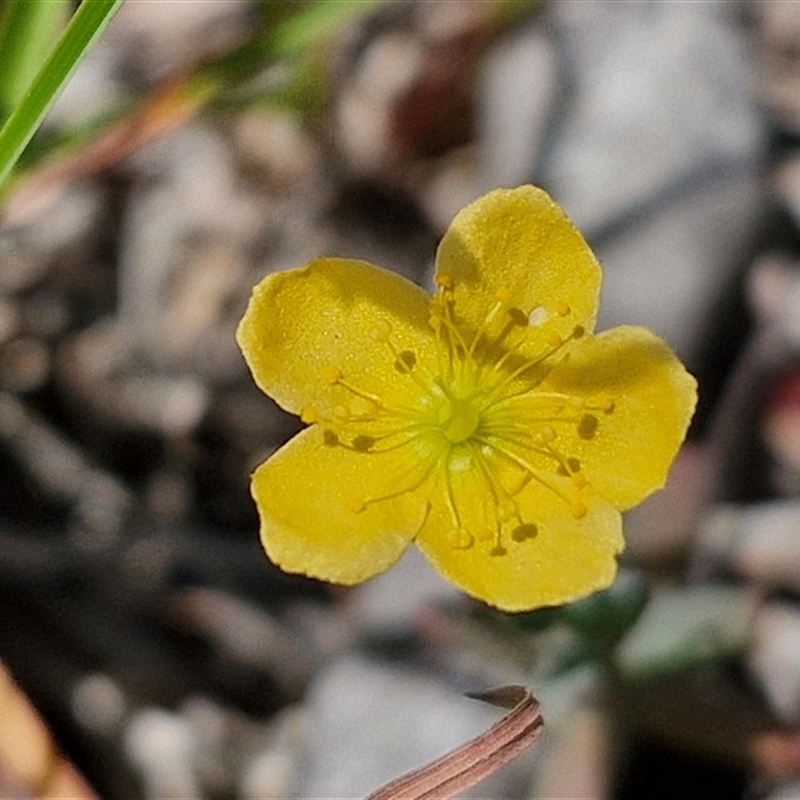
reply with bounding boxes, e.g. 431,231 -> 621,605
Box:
365,685 -> 543,800
0,660 -> 98,799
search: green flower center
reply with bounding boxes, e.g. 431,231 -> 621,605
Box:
438,395 -> 480,444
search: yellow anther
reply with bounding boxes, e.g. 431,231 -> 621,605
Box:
496,498 -> 518,522
590,392 -> 615,413
323,366 -> 342,385
572,499 -> 588,519
350,397 -> 377,417
533,425 -> 557,446
556,300 -> 571,317
370,319 -> 392,343
545,330 -> 563,348
300,406 -> 318,424
571,473 -> 589,489
348,498 -> 366,514
447,527 -> 474,549
476,527 -> 495,543
434,273 -> 454,290
495,287 -> 512,303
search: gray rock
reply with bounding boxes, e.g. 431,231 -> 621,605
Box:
485,1 -> 766,361
748,603 -> 800,723
290,655 -> 522,800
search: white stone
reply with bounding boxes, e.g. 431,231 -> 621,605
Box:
749,603 -> 800,722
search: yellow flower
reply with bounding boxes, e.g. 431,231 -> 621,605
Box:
237,186 -> 696,612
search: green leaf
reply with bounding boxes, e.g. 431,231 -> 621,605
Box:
0,0 -> 70,120
0,0 -> 125,195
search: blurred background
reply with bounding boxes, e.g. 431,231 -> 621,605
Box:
1,1 -> 800,797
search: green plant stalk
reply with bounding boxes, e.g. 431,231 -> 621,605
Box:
204,0 -> 384,88
0,0 -> 124,194
0,0 -> 70,120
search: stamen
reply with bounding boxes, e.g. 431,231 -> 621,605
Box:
372,323 -> 436,400
541,440 -> 579,479
528,307 -> 548,326
447,527 -> 474,549
443,452 -> 466,546
482,439 -> 581,514
545,331 -> 563,349
532,426 -> 556,447
352,435 -> 376,452
357,452 -> 440,513
507,307 -> 528,327
577,414 -> 599,440
572,499 -> 588,519
370,319 -> 392,343
571,472 -> 588,490
362,426 -> 438,453
496,497 -> 518,522
301,406 -> 318,424
323,367 -> 342,385
436,296 -> 470,354
395,350 -> 417,373
512,523 -> 538,542
350,397 -> 378,418
472,445 -> 524,555
476,527 -> 496,543
555,301 -> 571,317
567,457 -> 581,473
335,376 -> 394,411
586,392 -> 615,413
485,324 -> 581,402
332,405 -> 350,424
485,424 -> 580,484
468,303 -> 502,358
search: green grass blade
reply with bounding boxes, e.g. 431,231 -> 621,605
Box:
0,0 -> 71,120
0,0 -> 124,193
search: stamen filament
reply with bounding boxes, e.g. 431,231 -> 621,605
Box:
333,376 -> 421,422
360,453 -> 439,511
481,438 -> 580,512
467,300 -> 504,360
479,432 -> 572,472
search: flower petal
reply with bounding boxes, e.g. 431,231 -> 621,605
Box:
252,426 -> 428,584
435,186 -> 601,353
538,325 -> 697,510
415,465 -> 623,612
236,258 -> 436,419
